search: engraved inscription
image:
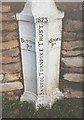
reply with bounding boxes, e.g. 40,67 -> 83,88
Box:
36,17 -> 48,23
38,23 -> 45,96
21,38 -> 35,52
49,37 -> 61,48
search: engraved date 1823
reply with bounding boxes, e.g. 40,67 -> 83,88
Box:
36,17 -> 48,23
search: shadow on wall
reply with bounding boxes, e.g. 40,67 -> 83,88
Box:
2,2 -> 25,13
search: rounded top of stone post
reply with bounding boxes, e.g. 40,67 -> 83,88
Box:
31,0 -> 64,18
16,0 -> 34,22
16,0 -> 64,22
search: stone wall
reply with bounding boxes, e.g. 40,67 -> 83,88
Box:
0,2 -> 83,99
58,2 -> 83,98
0,3 -> 24,100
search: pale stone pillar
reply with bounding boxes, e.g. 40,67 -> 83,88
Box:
16,2 -> 37,105
16,0 -> 64,109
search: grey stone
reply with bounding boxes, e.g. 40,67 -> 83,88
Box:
0,40 -> 19,50
2,13 -> 16,21
64,88 -> 83,98
0,74 -> 4,81
2,22 -> 17,31
76,33 -> 82,40
62,41 -> 82,50
5,73 -> 20,82
64,73 -> 82,82
1,56 -> 20,64
62,57 -> 82,67
0,5 -> 11,13
2,47 -> 19,57
61,67 -> 82,74
2,31 -> 18,42
64,19 -> 82,32
62,50 -> 83,57
2,62 -> 21,74
0,81 -> 23,92
63,32 -> 76,41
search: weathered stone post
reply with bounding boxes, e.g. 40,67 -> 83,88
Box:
31,0 -> 64,109
16,2 -> 37,105
16,0 -> 64,109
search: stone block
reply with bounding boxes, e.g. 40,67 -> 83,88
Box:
5,73 -> 20,82
61,67 -> 82,74
64,19 -> 82,32
0,5 -> 11,13
63,73 -> 82,82
76,33 -> 82,40
0,74 -> 4,81
2,89 -> 22,100
2,31 -> 18,42
0,40 -> 19,50
62,50 -> 83,57
63,32 -> 76,41
2,47 -> 19,57
62,41 -> 82,50
2,13 -> 16,21
2,22 -> 17,31
0,52 -> 1,62
2,62 -> 21,74
0,13 -> 2,21
0,22 -> 2,31
63,88 -> 83,98
1,56 -> 20,64
62,57 -> 82,67
0,64 -> 2,73
0,81 -> 23,92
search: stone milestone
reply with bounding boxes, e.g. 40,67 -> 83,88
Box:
16,0 -> 64,109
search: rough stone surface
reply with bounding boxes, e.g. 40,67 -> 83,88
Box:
0,32 -> 1,38
0,64 -> 2,74
61,67 -> 82,74
0,13 -> 1,20
2,22 -> 17,31
62,50 -> 83,57
0,81 -> 23,92
64,73 -> 83,82
63,32 -> 76,41
2,13 -> 16,21
1,40 -> 19,50
2,47 -> 19,57
76,33 -> 82,40
64,88 -> 83,98
0,74 -> 4,81
62,41 -> 82,50
62,57 -> 82,67
0,22 -> 2,31
2,62 -> 21,74
0,53 -> 1,62
2,89 -> 22,100
56,3 -> 82,20
1,56 -> 20,64
64,20 -> 82,32
2,31 -> 18,42
5,73 -> 20,82
0,6 -> 11,13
